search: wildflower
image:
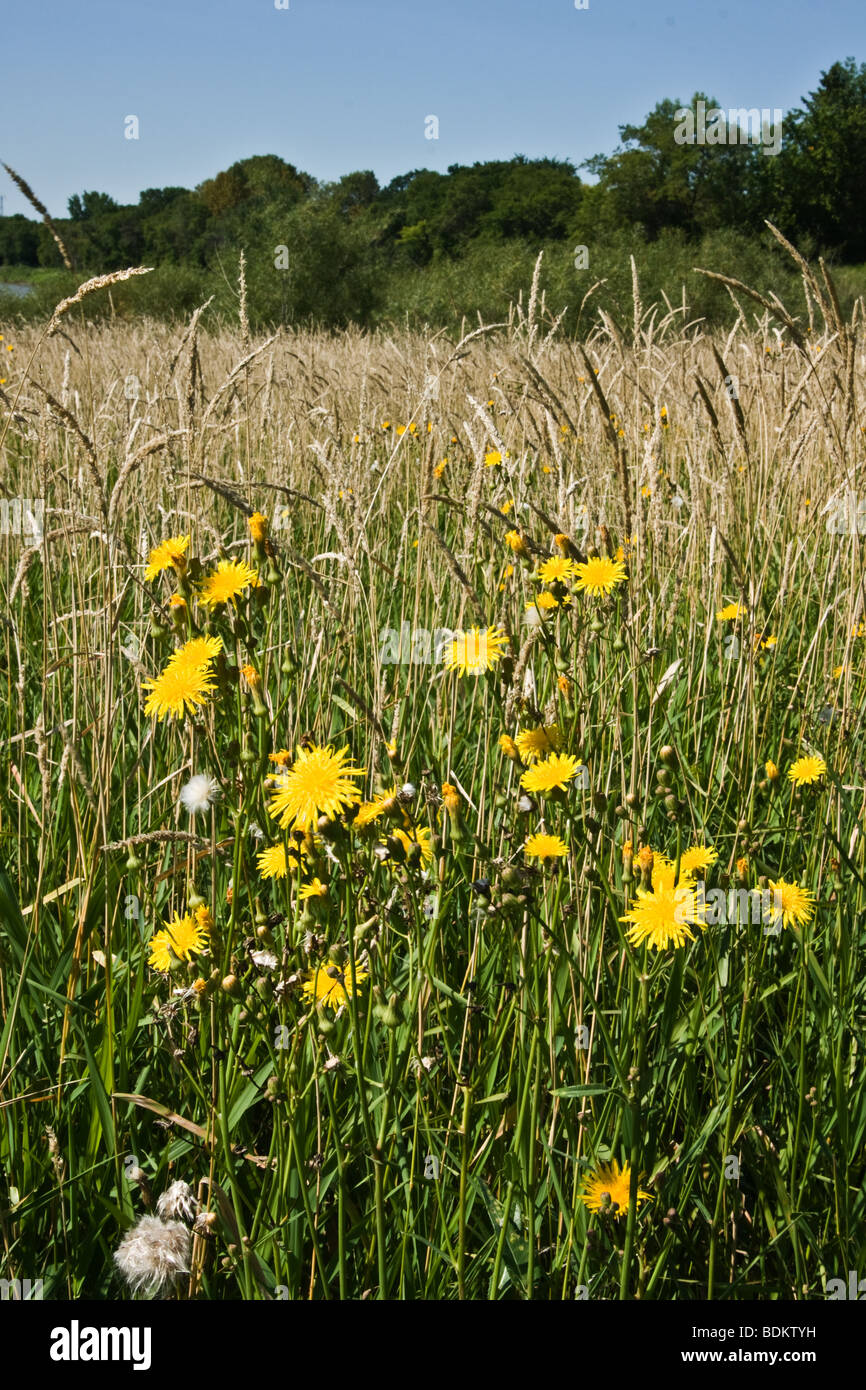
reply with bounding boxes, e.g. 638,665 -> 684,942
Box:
142,661 -> 215,721
162,910 -> 210,961
144,535 -> 190,583
302,960 -> 369,1011
299,876 -> 328,900
441,783 -> 462,815
444,626 -> 509,676
678,844 -> 718,875
257,843 -> 291,879
557,674 -> 573,698
524,832 -> 568,861
537,556 -> 575,586
621,871 -> 705,951
485,450 -> 502,467
578,1160 -> 651,1218
269,748 -> 292,766
504,530 -> 530,558
267,743 -> 364,833
574,555 -> 627,597
147,929 -> 177,973
765,760 -> 779,782
168,634 -> 223,672
529,591 -> 562,612
355,788 -> 398,827
520,753 -> 582,795
516,724 -> 561,761
788,754 -> 826,787
716,602 -> 744,621
179,773 -> 219,816
169,594 -> 186,610
499,734 -> 521,762
114,1215 -> 191,1296
390,825 -> 433,865
433,459 -> 447,480
198,558 -> 258,608
555,533 -> 580,560
248,512 -> 268,544
765,879 -> 816,930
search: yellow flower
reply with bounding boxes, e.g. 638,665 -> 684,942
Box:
524,832 -> 568,861
444,626 -> 509,677
515,724 -> 561,761
147,929 -> 176,972
537,555 -> 575,586
441,783 -> 461,814
168,634 -> 223,672
716,602 -> 744,621
678,844 -> 718,875
166,910 -> 211,960
355,788 -> 398,827
504,530 -> 530,558
574,555 -> 627,597
145,535 -> 190,583
389,825 -> 433,865
499,734 -> 521,762
248,512 -> 268,543
199,559 -> 258,608
267,743 -> 364,832
257,843 -> 291,879
433,459 -> 447,479
520,753 -> 582,795
142,660 -> 216,721
169,594 -> 187,609
578,1160 -> 651,1218
485,450 -> 502,467
529,591 -> 563,612
765,879 -> 816,930
302,960 -> 368,1011
787,755 -> 827,787
621,874 -> 705,950
765,760 -> 779,782
299,877 -> 328,899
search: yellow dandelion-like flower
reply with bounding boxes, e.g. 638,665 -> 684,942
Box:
169,594 -> 187,610
621,878 -> 703,951
167,634 -> 223,672
515,724 -> 562,761
444,626 -> 509,677
504,530 -> 530,558
142,660 -> 216,721
558,673 -> 573,698
520,753 -> 582,795
433,460 -> 447,480
165,910 -> 210,960
198,559 -> 258,609
765,879 -> 816,930
248,512 -> 268,543
302,960 -> 369,1011
485,450 -> 502,467
499,734 -> 521,762
574,555 -> 627,597
269,748 -> 292,766
257,843 -> 291,879
524,832 -> 568,861
787,754 -> 827,787
716,602 -> 744,621
765,760 -> 779,781
241,664 -> 261,689
579,1160 -> 651,1218
355,788 -> 397,827
267,743 -> 364,833
298,877 -> 328,900
537,555 -> 575,586
441,782 -> 461,814
147,929 -> 176,972
145,535 -> 190,583
833,664 -> 846,680
389,825 -> 434,865
678,844 -> 718,875
529,591 -> 562,612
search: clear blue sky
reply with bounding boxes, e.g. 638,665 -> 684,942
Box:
4,0 -> 864,216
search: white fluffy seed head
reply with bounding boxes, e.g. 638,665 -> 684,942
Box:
113,1215 -> 191,1296
179,774 -> 219,816
156,1179 -> 199,1224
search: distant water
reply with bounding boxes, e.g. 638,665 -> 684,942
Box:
0,282 -> 34,297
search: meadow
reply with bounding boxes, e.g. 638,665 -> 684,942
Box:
0,240 -> 864,1301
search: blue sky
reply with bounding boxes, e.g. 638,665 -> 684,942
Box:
4,0 -> 864,216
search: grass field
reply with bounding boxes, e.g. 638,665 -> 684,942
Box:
1,244 -> 864,1301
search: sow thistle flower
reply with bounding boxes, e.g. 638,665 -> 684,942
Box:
148,907 -> 212,972
145,534 -> 190,583
516,724 -> 561,761
444,626 -> 509,677
716,602 -> 744,621
578,1159 -> 651,1218
765,879 -> 816,930
504,529 -> 530,558
303,959 -> 369,1010
520,752 -> 582,796
678,844 -> 718,875
143,659 -> 216,721
256,843 -> 304,879
198,558 -> 258,609
573,555 -> 627,597
524,832 -> 568,861
267,743 -> 364,833
787,754 -> 827,787
387,824 -> 434,865
621,865 -> 706,951
168,634 -> 223,672
537,555 -> 575,586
